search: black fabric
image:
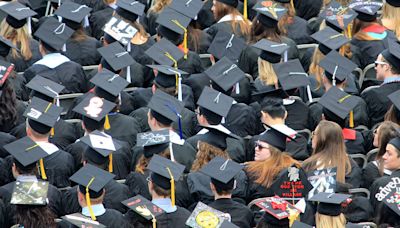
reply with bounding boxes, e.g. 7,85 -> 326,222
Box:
208,198 -> 255,228
6,15 -> 26,29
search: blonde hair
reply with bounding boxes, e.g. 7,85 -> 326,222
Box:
382,3 -> 400,39
278,2 -> 296,36
0,20 -> 32,60
309,48 -> 325,90
191,141 -> 230,172
149,0 -> 172,13
258,58 -> 278,86
315,213 -> 346,228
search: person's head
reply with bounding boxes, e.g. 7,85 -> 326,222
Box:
258,58 -> 279,87
373,121 -> 400,158
382,2 -> 400,39
39,40 -> 58,56
210,179 -> 234,196
309,48 -> 326,90
191,141 -> 230,171
82,116 -> 105,133
211,0 -> 238,21
254,140 -> 282,161
12,158 -> 37,179
277,2 -> 296,36
385,104 -> 400,125
322,107 -> 346,128
147,109 -> 173,131
376,53 -> 400,80
15,205 -> 57,228
156,25 -> 183,46
77,186 -> 105,207
250,17 -> 281,43
135,148 -> 171,174
148,178 -> 172,198
322,70 -> 346,90
197,106 -> 222,125
0,19 -> 32,60
26,119 -> 51,141
260,97 -> 287,125
82,147 -> 109,171
149,0 -> 172,13
383,137 -> 400,171
315,212 -> 346,228
0,76 -> 17,126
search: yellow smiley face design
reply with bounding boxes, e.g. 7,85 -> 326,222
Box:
195,211 -> 219,228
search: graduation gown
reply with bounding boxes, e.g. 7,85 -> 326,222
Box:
286,16 -> 314,45
294,0 -> 323,21
59,209 -> 130,228
0,100 -> 26,133
0,132 -> 16,159
64,37 -> 102,66
8,72 -> 26,101
140,11 -> 159,36
369,169 -> 400,214
224,102 -> 258,137
129,38 -> 156,87
42,148 -> 75,188
208,198 -> 255,228
89,6 -> 114,40
362,161 -> 391,188
343,128 -> 367,155
188,29 -> 211,54
182,72 -> 209,104
6,39 -> 42,72
104,112 -> 141,147
284,98 -> 310,130
205,19 -> 249,42
177,51 -> 205,75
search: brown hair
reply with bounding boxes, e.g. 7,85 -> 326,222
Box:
135,149 -> 171,174
258,58 -> 278,86
385,105 -> 400,125
191,141 -> 230,172
277,2 -> 296,36
15,206 -> 57,228
152,183 -> 171,197
246,145 -> 300,188
309,48 -> 325,90
375,121 -> 400,175
250,18 -> 281,44
302,120 -> 352,183
0,20 -> 33,60
70,27 -> 88,42
149,0 -> 172,13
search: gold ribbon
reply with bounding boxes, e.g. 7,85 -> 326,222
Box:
109,153 -> 113,173
243,0 -> 248,20
171,20 -> 188,59
86,177 -> 96,221
39,158 -> 47,180
165,167 -> 175,207
338,94 -> 354,128
164,52 -> 179,93
151,213 -> 157,228
104,115 -> 110,130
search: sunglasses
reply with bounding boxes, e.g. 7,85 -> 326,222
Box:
255,141 -> 269,150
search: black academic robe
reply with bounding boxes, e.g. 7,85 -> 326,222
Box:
104,112 -> 141,148
59,209 -> 130,228
63,180 -> 130,215
208,198 -> 255,228
6,39 -> 42,73
343,128 -> 367,155
230,77 -> 252,105
8,72 -> 26,101
205,20 -> 249,42
182,72 -> 209,104
284,98 -> 310,130
362,82 -> 400,128
64,37 -> 102,66
286,16 -> 314,45
294,0 -> 323,21
196,0 -> 215,30
224,102 -> 258,137
42,150 -> 75,188
350,36 -> 389,69
298,76 -> 325,102
362,161 -> 391,189
188,29 -> 212,54
0,100 -> 26,133
73,0 -> 106,12
244,169 -> 274,203
177,51 -> 205,75
0,133 -> 16,159
140,11 -> 159,36
369,169 -> 400,215
129,38 -> 156,87
0,198 -> 4,228
89,6 -> 114,40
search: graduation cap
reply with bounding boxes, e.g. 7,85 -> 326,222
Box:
198,124 -> 239,150
386,0 -> 400,7
382,40 -> 400,70
220,220 -> 240,228
115,0 -> 145,21
122,195 -> 165,226
311,27 -> 349,55
10,181 -> 49,205
24,96 -> 62,134
309,192 -> 351,216
148,90 -> 184,138
62,213 -> 106,228
255,196 -> 300,226
54,1 -> 92,29
319,51 -> 355,85
90,68 -> 129,102
0,1 -> 37,29
200,156 -> 242,190
80,130 -> 121,173
0,35 -> 18,56
207,30 -> 246,62
258,125 -> 294,151
185,201 -> 227,228
252,39 -> 289,63
251,86 -> 287,102
320,0 -> 358,32
382,181 -> 400,217
4,136 -> 49,167
169,0 -> 204,19
388,89 -> 400,111
25,75 -> 65,104
34,17 -> 74,51
98,41 -> 135,72
388,137 -> 400,152
197,86 -> 233,119
0,60 -> 14,89
137,129 -> 170,158
270,165 -> 313,199
291,221 -> 313,228
253,1 -> 287,27
148,154 -> 185,206
204,57 -> 245,92
145,38 -> 184,66
103,15 -> 138,46
69,164 -> 115,220
216,0 -> 238,7
349,0 -> 382,22
307,168 -> 337,199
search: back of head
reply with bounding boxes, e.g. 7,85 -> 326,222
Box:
322,107 -> 346,128
260,97 -> 285,119
191,141 -> 229,172
377,121 -> 400,159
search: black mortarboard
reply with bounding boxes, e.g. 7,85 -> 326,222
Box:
388,137 -> 400,151
0,60 -> 14,88
0,2 -> 37,28
270,165 -> 313,199
4,136 -> 49,167
320,1 -> 357,32
350,0 -> 382,22
148,64 -> 188,88
252,39 -> 289,63
185,201 -> 226,228
251,86 -> 287,102
217,0 -> 238,7
103,16 -> 138,46
62,213 -> 106,228
200,156 -> 242,190
318,86 -> 359,120
292,221 -> 313,228
220,220 -> 239,228
0,35 -> 18,56
115,0 -> 145,21
197,86 -> 234,118
24,97 -> 62,134
10,181 -> 49,205
273,59 -> 310,91
388,89 -> 400,111
204,57 -> 245,92
137,130 -> 170,158
253,1 -> 287,27
309,192 -> 351,216
72,93 -> 116,122
145,38 -> 184,66
319,51 -> 355,84
34,17 -> 74,51
98,42 -> 135,72
207,30 -> 246,61
90,68 -> 129,101
258,125 -> 294,151
148,90 -> 184,124
382,181 -> 400,217
26,75 -> 65,100
311,27 -> 349,55
122,195 -> 165,221
382,41 -> 400,69
54,1 -> 92,24
169,0 -> 204,19
156,7 -> 191,35
386,0 -> 400,7
255,196 -> 300,226
198,124 -> 240,150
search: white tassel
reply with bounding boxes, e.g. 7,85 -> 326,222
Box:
84,15 -> 89,27
58,16 -> 62,23
56,96 -> 60,107
235,82 -> 240,94
169,142 -> 175,162
126,43 -> 131,83
284,50 -> 288,62
27,17 -> 32,34
221,117 -> 225,124
178,74 -> 182,101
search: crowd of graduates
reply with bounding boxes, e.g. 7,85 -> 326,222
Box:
0,0 -> 400,227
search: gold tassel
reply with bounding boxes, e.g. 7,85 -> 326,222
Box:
50,128 -> 54,137
347,24 -> 352,39
243,0 -> 248,20
151,214 -> 157,228
44,102 -> 52,113
166,167 -> 175,207
290,0 -> 295,14
171,20 -> 188,59
86,177 -> 96,221
104,115 -> 110,130
39,158 -> 47,180
164,52 -> 179,93
109,153 -> 113,173
349,111 -> 354,128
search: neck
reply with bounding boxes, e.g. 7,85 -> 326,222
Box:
28,135 -> 49,143
152,194 -> 169,200
265,118 -> 285,125
325,83 -> 344,91
214,194 -> 232,200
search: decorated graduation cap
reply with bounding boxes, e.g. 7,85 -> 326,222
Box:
0,1 -> 36,32
200,156 -> 242,191
255,196 -> 300,226
25,75 -> 65,104
388,89 -> 400,111
207,30 -> 247,62
122,195 -> 165,227
253,1 -> 287,27
198,124 -> 239,150
0,35 -> 18,56
205,57 -> 245,93
319,50 -> 356,86
185,201 -> 227,228
252,39 -> 289,63
320,0 -> 358,32
349,0 -> 382,22
197,86 -> 234,123
156,7 -> 191,58
0,60 -> 14,90
137,129 -> 170,158
145,38 -> 184,67
115,0 -> 145,22
148,154 -> 185,206
311,27 -> 350,55
148,90 -> 184,138
148,64 -> 188,101
34,17 -> 74,51
382,174 -> 400,217
381,40 -> 400,70
386,0 -> 400,7
258,125 -> 294,151
103,15 -> 138,46
70,164 -> 115,221
10,180 -> 49,205
270,165 -> 313,199
54,2 -> 92,29
80,130 -> 121,173
91,68 -> 129,102
62,213 -> 106,228
169,0 -> 204,19
309,192 -> 351,216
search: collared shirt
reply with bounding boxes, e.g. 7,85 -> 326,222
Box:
383,76 -> 400,84
82,204 -> 107,217
34,53 -> 70,69
152,198 -> 177,213
16,175 -> 38,182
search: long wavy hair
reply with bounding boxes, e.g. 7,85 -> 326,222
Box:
191,141 -> 230,172
352,19 -> 385,41
246,145 -> 300,188
0,77 -> 17,127
385,105 -> 400,125
250,16 -> 281,44
258,58 -> 278,86
316,213 -> 346,228
15,205 -> 57,228
375,121 -> 400,175
135,149 -> 171,174
382,2 -> 400,39
0,20 -> 32,60
149,0 -> 172,13
277,2 -> 296,36
302,121 -> 352,183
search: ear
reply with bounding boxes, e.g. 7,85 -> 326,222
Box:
284,110 -> 288,120
321,114 -> 326,120
98,64 -> 103,72
210,182 -> 216,193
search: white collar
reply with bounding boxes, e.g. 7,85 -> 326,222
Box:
34,53 -> 70,69
269,124 -> 297,136
372,161 -> 393,175
82,204 -> 106,217
283,98 -> 296,105
36,141 -> 59,155
196,124 -> 231,135
217,14 -> 243,23
169,130 -> 185,145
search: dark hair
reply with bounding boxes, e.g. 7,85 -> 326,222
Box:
385,105 -> 400,124
151,182 -> 171,197
40,40 -> 58,54
83,116 -> 105,132
15,205 -> 57,228
14,158 -> 37,175
382,56 -> 400,75
70,27 -> 89,42
0,77 -> 17,127
199,107 -> 222,125
188,23 -> 202,53
250,17 -> 281,44
260,97 -> 286,119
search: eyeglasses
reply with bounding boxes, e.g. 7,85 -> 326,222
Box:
375,61 -> 388,67
255,141 -> 269,150
146,176 -> 152,182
